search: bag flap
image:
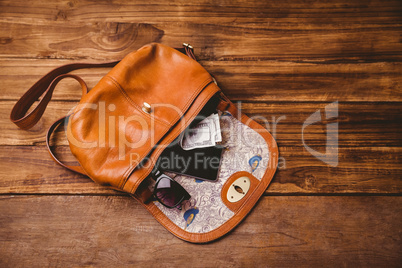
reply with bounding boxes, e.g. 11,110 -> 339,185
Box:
67,43 -> 216,189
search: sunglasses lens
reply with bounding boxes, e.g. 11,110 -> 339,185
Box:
155,177 -> 189,208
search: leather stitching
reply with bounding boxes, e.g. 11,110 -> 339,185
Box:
104,75 -> 171,188
125,81 -> 218,193
122,78 -> 214,191
135,100 -> 278,243
105,76 -> 169,127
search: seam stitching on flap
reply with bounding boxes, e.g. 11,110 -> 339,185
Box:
105,75 -> 169,127
119,76 -> 213,190
126,79 -> 216,193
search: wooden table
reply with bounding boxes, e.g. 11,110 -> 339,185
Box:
0,0 -> 401,266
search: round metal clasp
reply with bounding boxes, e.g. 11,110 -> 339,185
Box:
142,102 -> 151,114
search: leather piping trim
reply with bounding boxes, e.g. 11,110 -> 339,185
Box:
118,77 -> 214,190
133,95 -> 278,243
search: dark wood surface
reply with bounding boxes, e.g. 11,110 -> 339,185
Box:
1,195 -> 401,267
0,0 -> 401,266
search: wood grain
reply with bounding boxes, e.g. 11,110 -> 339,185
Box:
1,0 -> 401,23
0,22 -> 164,60
0,0 -> 401,265
2,101 -> 401,147
0,195 -> 400,267
0,145 -> 400,194
0,20 -> 401,62
0,0 -> 401,61
1,59 -> 401,102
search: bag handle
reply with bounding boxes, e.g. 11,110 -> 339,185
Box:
10,62 -> 120,130
11,44 -> 196,175
46,115 -> 87,175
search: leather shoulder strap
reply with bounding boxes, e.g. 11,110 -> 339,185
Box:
10,61 -> 119,130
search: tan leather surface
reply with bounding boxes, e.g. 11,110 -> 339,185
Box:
124,81 -> 220,194
68,43 -> 216,190
137,97 -> 279,243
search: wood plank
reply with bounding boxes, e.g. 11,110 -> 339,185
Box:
0,22 -> 164,60
1,0 -> 400,266
0,145 -> 117,195
2,101 -> 401,147
1,0 -> 401,24
0,195 -> 400,266
0,0 -> 401,63
0,18 -> 400,61
0,145 -> 400,194
1,59 -> 401,102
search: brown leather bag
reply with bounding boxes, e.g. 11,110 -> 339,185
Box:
11,43 -> 278,243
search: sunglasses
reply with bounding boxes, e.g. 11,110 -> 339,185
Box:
151,170 -> 191,210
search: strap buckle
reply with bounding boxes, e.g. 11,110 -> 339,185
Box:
182,43 -> 193,49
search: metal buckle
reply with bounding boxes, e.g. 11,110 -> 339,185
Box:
182,43 -> 193,49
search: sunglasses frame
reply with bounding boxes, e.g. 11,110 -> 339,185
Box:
153,172 -> 191,209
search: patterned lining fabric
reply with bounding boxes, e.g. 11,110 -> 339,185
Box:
151,113 -> 269,233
